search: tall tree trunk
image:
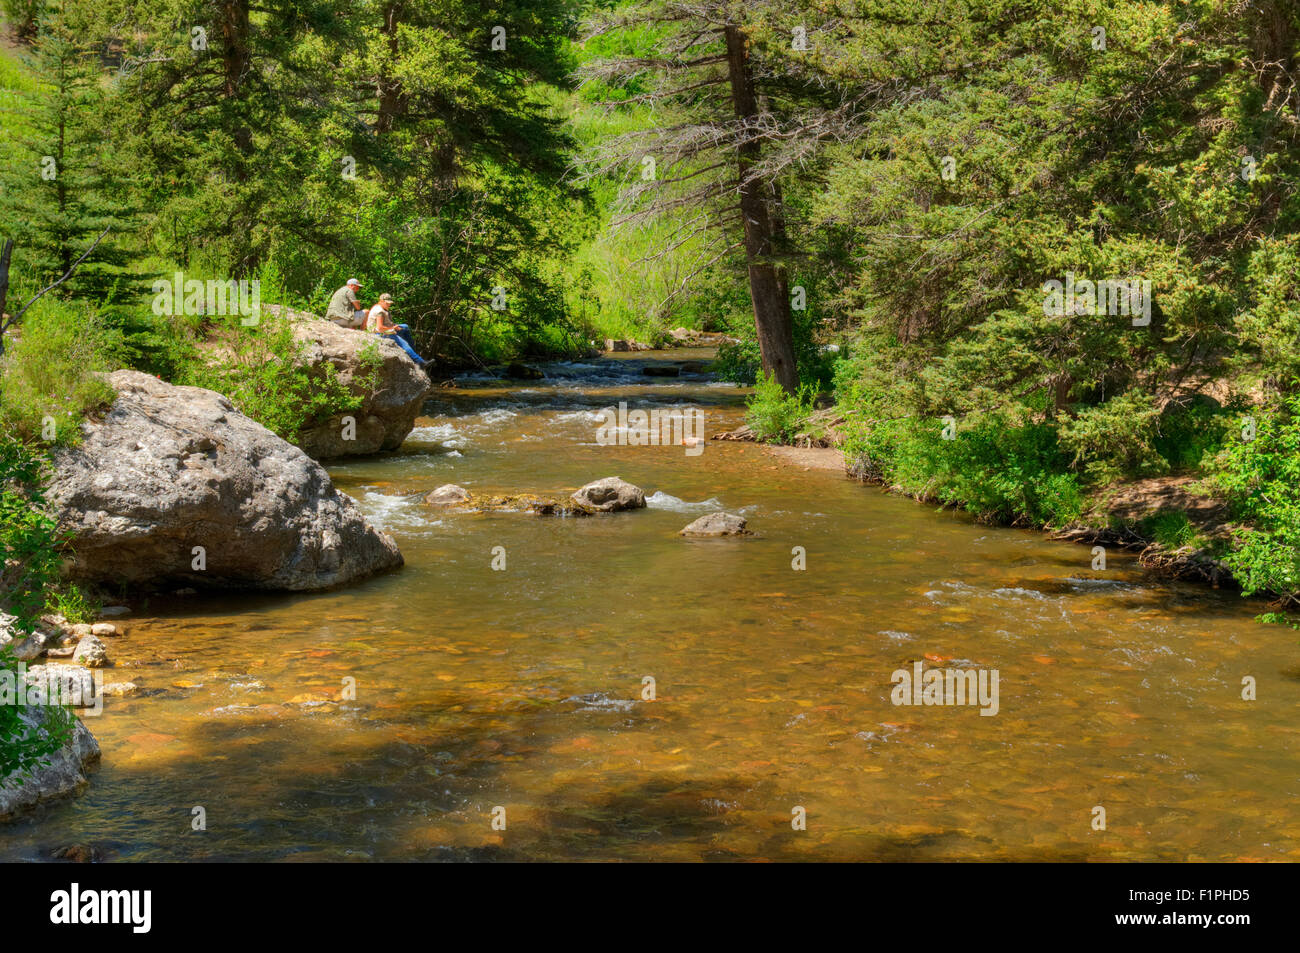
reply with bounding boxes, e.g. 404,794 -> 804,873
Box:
375,2 -> 405,133
219,1 -> 253,161
724,24 -> 798,394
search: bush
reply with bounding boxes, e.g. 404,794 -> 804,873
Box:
0,434 -> 76,786
745,371 -> 817,443
1208,389 -> 1300,601
1153,399 -> 1236,471
0,644 -> 75,785
179,313 -> 379,444
1057,390 -> 1166,484
0,297 -> 116,443
1137,511 -> 1199,550
0,434 -> 61,632
845,413 -> 1084,528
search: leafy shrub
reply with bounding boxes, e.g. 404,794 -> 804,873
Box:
0,297 -> 116,442
0,643 -> 74,786
0,434 -> 61,632
47,583 -> 99,624
180,314 -> 376,444
1153,399 -> 1236,472
1208,389 -> 1300,601
745,371 -> 818,443
0,435 -> 76,786
1057,390 -> 1166,484
1137,511 -> 1199,550
845,413 -> 1084,528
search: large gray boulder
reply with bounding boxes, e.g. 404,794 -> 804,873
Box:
570,477 -> 647,512
47,370 -> 403,592
264,307 -> 431,459
0,706 -> 100,821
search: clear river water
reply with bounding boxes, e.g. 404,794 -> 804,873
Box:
3,349 -> 1297,861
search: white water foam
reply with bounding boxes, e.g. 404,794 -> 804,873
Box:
645,491 -> 727,512
359,491 -> 441,533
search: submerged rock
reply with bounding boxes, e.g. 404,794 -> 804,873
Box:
0,707 -> 100,821
51,844 -> 102,863
505,362 -> 544,380
570,477 -> 647,512
680,512 -> 750,537
642,365 -> 681,377
425,484 -> 472,507
424,488 -> 598,517
47,370 -> 403,592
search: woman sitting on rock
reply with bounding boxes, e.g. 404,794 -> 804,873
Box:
366,294 -> 426,367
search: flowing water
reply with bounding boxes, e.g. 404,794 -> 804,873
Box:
3,350 -> 1298,861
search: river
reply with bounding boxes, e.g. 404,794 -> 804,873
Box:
2,349 -> 1297,861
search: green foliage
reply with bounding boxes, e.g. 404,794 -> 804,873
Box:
0,642 -> 75,788
0,434 -> 62,633
47,583 -> 98,624
1137,511 -> 1200,551
0,296 -> 116,443
845,413 -> 1085,529
717,297 -> 840,389
179,314 -> 372,444
1153,400 -> 1236,472
1057,390 -> 1166,484
0,0 -> 45,39
1208,389 -> 1300,600
745,371 -> 817,444
0,8 -> 141,300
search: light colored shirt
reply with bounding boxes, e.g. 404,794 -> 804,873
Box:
366,303 -> 394,333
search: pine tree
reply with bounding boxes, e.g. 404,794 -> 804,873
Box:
0,9 -> 139,302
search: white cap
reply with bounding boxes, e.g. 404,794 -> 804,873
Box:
346,277 -> 361,287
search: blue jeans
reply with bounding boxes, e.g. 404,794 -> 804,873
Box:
378,327 -> 424,364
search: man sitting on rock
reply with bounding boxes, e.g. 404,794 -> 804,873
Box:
326,278 -> 367,328
367,293 -> 426,366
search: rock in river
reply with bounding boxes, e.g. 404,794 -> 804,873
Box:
72,635 -> 109,668
425,483 -> 472,506
570,477 -> 647,512
46,370 -> 403,592
0,706 -> 100,821
680,512 -> 750,537
277,308 -> 431,459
